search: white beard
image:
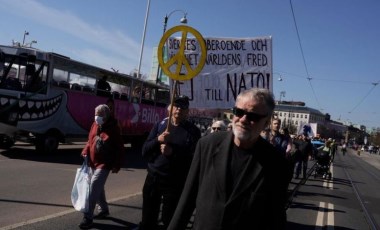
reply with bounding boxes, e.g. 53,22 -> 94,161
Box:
233,126 -> 252,142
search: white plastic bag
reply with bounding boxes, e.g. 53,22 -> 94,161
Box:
71,156 -> 91,212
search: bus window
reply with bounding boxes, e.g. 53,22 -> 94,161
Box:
1,64 -> 22,90
76,74 -> 95,91
117,80 -> 131,99
69,73 -> 81,88
156,88 -> 170,107
53,68 -> 68,86
131,85 -> 142,103
24,61 -> 48,93
140,85 -> 154,105
95,75 -> 112,97
0,56 -> 47,94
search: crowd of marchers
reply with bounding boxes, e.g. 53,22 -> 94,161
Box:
76,87 -> 344,230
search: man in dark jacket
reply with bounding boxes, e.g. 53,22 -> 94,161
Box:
293,135 -> 313,179
138,95 -> 201,230
168,88 -> 290,230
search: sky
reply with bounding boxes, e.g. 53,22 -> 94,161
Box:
0,0 -> 379,130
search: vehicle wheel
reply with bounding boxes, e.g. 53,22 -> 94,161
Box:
0,135 -> 15,149
35,135 -> 59,154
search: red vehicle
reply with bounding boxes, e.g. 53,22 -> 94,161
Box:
0,44 -> 170,153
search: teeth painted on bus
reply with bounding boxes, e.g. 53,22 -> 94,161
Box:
0,44 -> 170,153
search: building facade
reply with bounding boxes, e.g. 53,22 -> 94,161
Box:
274,103 -> 325,129
274,101 -> 348,140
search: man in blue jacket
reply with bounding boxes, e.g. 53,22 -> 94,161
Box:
137,95 -> 201,230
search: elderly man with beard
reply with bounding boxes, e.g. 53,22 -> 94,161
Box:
168,88 -> 290,230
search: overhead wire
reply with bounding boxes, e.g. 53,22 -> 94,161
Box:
288,0 -> 380,120
274,70 -> 376,84
289,0 -> 323,111
348,80 -> 380,113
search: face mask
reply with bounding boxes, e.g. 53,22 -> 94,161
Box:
95,116 -> 104,125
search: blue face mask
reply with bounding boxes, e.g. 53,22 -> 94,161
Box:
95,116 -> 104,125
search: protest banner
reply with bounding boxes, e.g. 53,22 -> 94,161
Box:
165,36 -> 273,110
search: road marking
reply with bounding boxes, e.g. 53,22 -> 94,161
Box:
315,202 -> 335,229
323,164 -> 334,189
327,202 -> 335,230
0,192 -> 142,230
315,201 -> 326,229
316,164 -> 335,230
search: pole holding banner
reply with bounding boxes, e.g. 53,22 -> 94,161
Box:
157,25 -> 207,130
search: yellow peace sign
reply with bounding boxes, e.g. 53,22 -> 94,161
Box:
158,25 -> 207,81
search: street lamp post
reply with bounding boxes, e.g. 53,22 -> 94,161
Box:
26,40 -> 38,48
137,0 -> 152,79
22,31 -> 29,46
156,9 -> 187,84
163,10 -> 187,34
279,91 -> 286,103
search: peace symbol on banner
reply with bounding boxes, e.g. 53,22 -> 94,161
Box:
157,25 -> 207,81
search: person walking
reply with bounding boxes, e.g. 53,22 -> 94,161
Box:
137,95 -> 201,230
269,118 -> 293,182
269,118 -> 290,157
167,88 -> 290,230
293,135 -> 313,179
79,104 -> 125,229
330,139 -> 337,161
341,142 -> 347,156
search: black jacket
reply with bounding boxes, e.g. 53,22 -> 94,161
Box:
142,118 -> 201,182
168,131 -> 290,230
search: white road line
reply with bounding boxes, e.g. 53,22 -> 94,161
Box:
315,201 -> 335,230
315,201 -> 326,229
0,192 -> 142,230
316,164 -> 335,230
326,164 -> 334,189
327,202 -> 335,230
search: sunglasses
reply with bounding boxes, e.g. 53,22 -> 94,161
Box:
232,107 -> 268,122
212,127 -> 221,131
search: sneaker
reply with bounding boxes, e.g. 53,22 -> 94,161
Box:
94,210 -> 110,219
79,217 -> 93,229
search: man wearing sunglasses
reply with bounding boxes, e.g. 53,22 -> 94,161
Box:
168,88 -> 290,230
210,120 -> 227,133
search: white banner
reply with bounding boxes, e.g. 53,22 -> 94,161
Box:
297,122 -> 318,138
167,36 -> 273,109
